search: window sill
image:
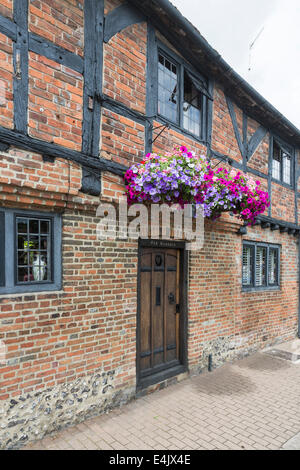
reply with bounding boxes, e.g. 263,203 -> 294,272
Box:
0,282 -> 62,296
242,286 -> 280,293
156,114 -> 207,146
271,177 -> 294,190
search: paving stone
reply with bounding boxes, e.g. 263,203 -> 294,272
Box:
23,352 -> 300,451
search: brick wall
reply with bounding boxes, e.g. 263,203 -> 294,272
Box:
104,0 -> 122,15
247,132 -> 269,175
0,0 -> 12,19
101,109 -> 145,166
0,0 -> 299,449
0,211 -> 137,398
152,121 -> 207,156
28,52 -> 83,150
188,220 -> 298,371
211,85 -> 243,164
29,0 -> 84,56
103,22 -> 147,114
271,182 -> 295,223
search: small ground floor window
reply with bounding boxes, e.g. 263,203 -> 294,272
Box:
0,208 -> 62,295
242,241 -> 280,290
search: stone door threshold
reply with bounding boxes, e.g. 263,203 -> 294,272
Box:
263,339 -> 300,363
265,349 -> 300,362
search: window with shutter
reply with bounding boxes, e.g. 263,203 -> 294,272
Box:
242,242 -> 280,290
268,248 -> 278,285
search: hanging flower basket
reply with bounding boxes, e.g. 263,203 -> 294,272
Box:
124,146 -> 270,225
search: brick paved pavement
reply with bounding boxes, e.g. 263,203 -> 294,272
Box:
24,352 -> 300,450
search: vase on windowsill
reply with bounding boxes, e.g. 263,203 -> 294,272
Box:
33,255 -> 46,282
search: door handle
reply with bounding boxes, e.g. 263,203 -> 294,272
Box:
168,292 -> 175,304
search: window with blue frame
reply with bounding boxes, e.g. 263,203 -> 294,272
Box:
16,216 -> 52,285
272,139 -> 293,186
0,209 -> 61,295
242,242 -> 280,290
157,49 -> 210,140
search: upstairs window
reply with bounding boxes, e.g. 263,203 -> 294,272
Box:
272,139 -> 292,185
242,242 -> 280,290
183,71 -> 202,137
158,54 -> 178,123
157,49 -> 210,140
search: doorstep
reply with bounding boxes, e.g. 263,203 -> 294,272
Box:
263,339 -> 300,363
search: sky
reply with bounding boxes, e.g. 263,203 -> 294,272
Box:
171,0 -> 300,130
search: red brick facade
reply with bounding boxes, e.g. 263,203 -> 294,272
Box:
0,0 -> 299,448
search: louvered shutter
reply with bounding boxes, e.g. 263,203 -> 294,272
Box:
242,245 -> 252,286
255,247 -> 266,286
268,248 -> 278,285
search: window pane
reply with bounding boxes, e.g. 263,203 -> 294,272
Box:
183,71 -> 201,137
16,217 -> 51,284
255,247 -> 266,287
158,53 -> 178,122
17,218 -> 28,233
29,219 -> 39,234
268,249 -> 278,285
272,141 -> 281,180
242,245 -> 253,286
283,153 -> 291,184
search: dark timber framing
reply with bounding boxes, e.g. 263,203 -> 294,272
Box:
0,15 -> 83,72
13,0 -> 28,133
145,23 -> 157,154
82,0 -> 104,157
29,33 -> 84,74
0,1 -> 298,221
0,125 -> 126,176
226,96 -> 244,160
104,2 -> 146,43
225,95 -> 267,166
0,14 -> 17,40
247,125 -> 267,161
268,134 -> 273,218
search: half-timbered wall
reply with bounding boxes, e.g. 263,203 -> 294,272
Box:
0,0 -> 299,448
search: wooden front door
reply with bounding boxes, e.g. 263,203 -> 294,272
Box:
138,246 -> 185,387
